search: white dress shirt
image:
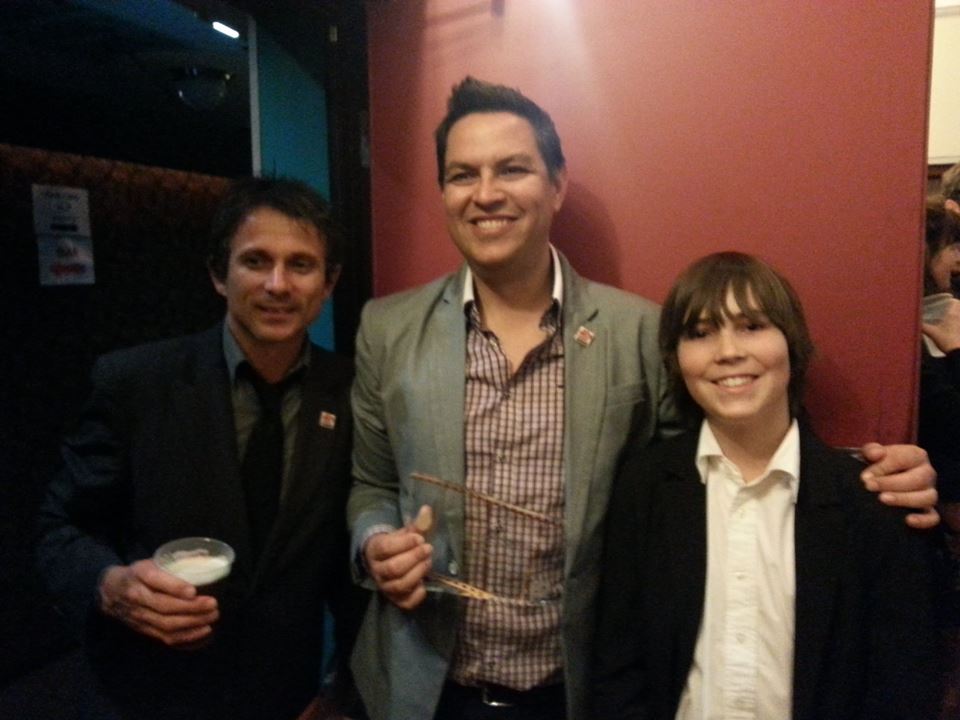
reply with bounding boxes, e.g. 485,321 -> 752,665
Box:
675,419 -> 800,720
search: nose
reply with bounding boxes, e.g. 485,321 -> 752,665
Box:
714,327 -> 744,360
264,263 -> 289,294
473,170 -> 504,206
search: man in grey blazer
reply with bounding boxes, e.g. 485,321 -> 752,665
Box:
347,77 -> 938,720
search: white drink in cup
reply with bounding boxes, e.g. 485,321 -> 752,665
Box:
154,537 -> 235,646
154,536 -> 235,589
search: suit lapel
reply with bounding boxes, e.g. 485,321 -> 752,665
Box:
658,438 -> 709,673
792,427 -> 844,719
426,272 -> 468,560
260,351 -> 343,576
561,258 -> 605,574
170,327 -> 255,581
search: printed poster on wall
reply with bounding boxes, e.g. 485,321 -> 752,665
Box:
32,184 -> 95,286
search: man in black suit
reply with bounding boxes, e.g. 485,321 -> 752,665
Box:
37,177 -> 362,720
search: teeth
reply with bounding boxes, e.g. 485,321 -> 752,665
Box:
475,218 -> 510,229
716,376 -> 752,388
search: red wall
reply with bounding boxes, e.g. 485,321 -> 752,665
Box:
366,1 -> 933,446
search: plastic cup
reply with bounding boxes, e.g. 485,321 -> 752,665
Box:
153,537 -> 235,591
923,292 -> 955,324
153,537 -> 235,648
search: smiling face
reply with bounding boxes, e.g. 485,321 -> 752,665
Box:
678,288 -> 791,439
211,206 -> 337,360
441,111 -> 567,280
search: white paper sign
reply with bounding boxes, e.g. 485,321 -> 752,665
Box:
32,184 -> 91,236
37,234 -> 96,285
32,184 -> 95,286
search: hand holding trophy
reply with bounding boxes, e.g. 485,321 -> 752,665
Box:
408,472 -> 563,607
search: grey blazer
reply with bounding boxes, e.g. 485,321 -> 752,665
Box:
347,253 -> 678,720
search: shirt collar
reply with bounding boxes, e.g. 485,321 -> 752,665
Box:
461,244 -> 564,310
694,418 -> 801,501
221,320 -> 311,384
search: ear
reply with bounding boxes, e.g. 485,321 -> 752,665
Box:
322,264 -> 342,300
209,267 -> 227,298
551,167 -> 569,212
946,198 -> 960,215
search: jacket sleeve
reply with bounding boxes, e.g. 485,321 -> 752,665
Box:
346,303 -> 404,583
919,348 -> 960,501
326,525 -> 373,716
35,356 -> 129,632
859,493 -> 941,719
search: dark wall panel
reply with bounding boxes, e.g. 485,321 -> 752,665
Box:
0,143 -> 230,681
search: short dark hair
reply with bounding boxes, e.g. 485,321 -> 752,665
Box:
925,197 -> 960,295
433,76 -> 565,187
207,177 -> 342,282
659,251 -> 815,421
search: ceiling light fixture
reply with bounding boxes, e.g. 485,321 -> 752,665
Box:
172,67 -> 231,111
212,21 -> 239,39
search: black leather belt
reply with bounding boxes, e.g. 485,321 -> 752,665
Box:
442,680 -> 566,709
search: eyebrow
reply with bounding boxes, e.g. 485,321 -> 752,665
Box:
693,308 -> 767,323
497,153 -> 535,165
444,153 -> 536,171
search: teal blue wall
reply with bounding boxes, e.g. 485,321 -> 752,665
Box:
255,29 -> 339,675
256,29 -> 335,350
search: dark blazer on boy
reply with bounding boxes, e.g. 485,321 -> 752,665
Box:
592,423 -> 939,720
37,324 -> 363,720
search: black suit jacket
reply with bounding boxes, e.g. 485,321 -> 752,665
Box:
592,424 -> 939,720
37,325 -> 364,720
919,346 -> 960,502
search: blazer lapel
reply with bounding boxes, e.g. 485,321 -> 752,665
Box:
170,328 -> 255,581
259,352 -> 343,575
792,427 -> 844,720
426,272 -> 468,560
561,259 -> 605,574
658,440 -> 709,675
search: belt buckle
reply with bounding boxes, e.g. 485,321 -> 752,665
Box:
481,685 -> 515,708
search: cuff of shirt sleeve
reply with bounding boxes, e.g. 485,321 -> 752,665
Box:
355,524 -> 398,576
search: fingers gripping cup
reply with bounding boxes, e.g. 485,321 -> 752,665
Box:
154,537 -> 235,647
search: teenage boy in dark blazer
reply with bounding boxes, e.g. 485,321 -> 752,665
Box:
593,252 -> 939,720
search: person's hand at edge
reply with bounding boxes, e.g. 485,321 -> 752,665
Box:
860,443 -> 939,530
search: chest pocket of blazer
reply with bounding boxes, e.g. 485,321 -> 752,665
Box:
602,383 -> 648,451
605,382 -> 646,408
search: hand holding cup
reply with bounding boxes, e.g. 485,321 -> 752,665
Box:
143,537 -> 235,646
98,558 -> 219,647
